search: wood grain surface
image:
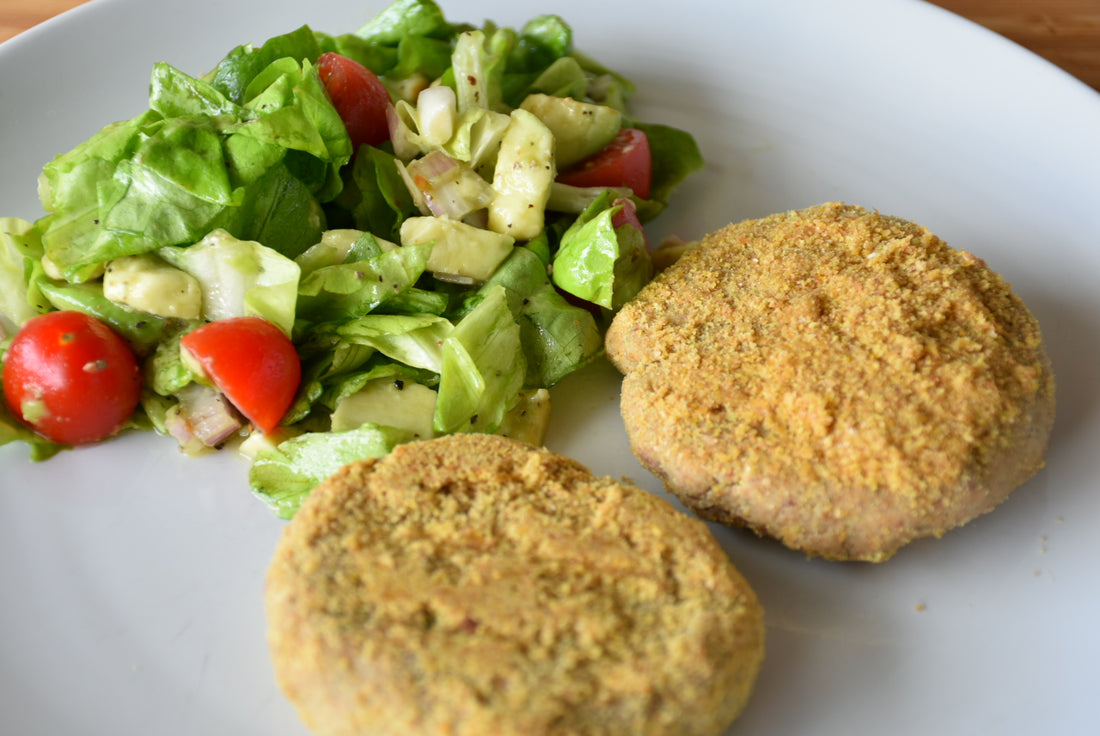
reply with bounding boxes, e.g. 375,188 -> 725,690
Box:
1,0 -> 1097,90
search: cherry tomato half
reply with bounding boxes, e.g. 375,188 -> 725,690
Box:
2,310 -> 142,445
316,51 -> 392,152
556,127 -> 653,200
179,317 -> 301,435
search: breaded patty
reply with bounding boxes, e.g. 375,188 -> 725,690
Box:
265,433 -> 765,736
605,202 -> 1055,562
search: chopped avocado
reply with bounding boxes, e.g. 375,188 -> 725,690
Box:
238,425 -> 303,460
294,229 -> 368,273
330,377 -> 438,440
102,253 -> 203,320
498,388 -> 552,445
400,216 -> 515,282
519,93 -> 621,168
488,108 -> 556,241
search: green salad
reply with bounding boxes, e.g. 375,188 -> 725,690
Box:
0,0 -> 702,517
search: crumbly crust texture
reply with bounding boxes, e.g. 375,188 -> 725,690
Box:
605,202 -> 1055,562
265,433 -> 765,736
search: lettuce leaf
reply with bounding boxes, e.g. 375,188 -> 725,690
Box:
206,24 -> 327,105
157,229 -> 301,335
631,120 -> 705,220
0,218 -> 43,335
473,246 -> 601,387
295,241 -> 432,322
434,284 -> 524,434
0,402 -> 64,461
249,423 -> 415,518
36,54 -> 348,279
35,279 -> 172,355
354,0 -> 452,45
550,190 -> 654,311
334,313 -> 453,373
324,146 -> 418,241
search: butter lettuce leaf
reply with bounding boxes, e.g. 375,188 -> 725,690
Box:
36,55 -> 349,280
551,191 -> 653,310
434,285 -> 525,434
334,313 -> 453,374
157,229 -> 301,335
295,241 -> 432,322
0,218 -> 43,335
249,423 -> 415,519
206,24 -> 327,106
472,246 -> 601,387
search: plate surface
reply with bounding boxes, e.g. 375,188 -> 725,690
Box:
2,1 -> 1099,734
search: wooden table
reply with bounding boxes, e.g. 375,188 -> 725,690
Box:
1,0 -> 1098,91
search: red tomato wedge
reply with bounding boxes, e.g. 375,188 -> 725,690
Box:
179,317 -> 301,435
2,310 -> 142,445
316,51 -> 392,151
556,127 -> 653,200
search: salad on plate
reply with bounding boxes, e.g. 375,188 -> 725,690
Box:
0,0 -> 702,516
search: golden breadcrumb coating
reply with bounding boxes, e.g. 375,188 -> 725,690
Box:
605,202 -> 1055,562
265,433 -> 765,736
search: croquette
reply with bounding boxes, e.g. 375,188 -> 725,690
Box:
264,433 -> 765,736
604,202 -> 1055,562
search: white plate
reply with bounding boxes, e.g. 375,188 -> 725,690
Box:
2,1 -> 1098,734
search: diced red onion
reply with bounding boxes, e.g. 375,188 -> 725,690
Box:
404,151 -> 493,220
611,196 -> 650,251
176,382 -> 244,447
164,405 -> 209,456
411,149 -> 459,180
